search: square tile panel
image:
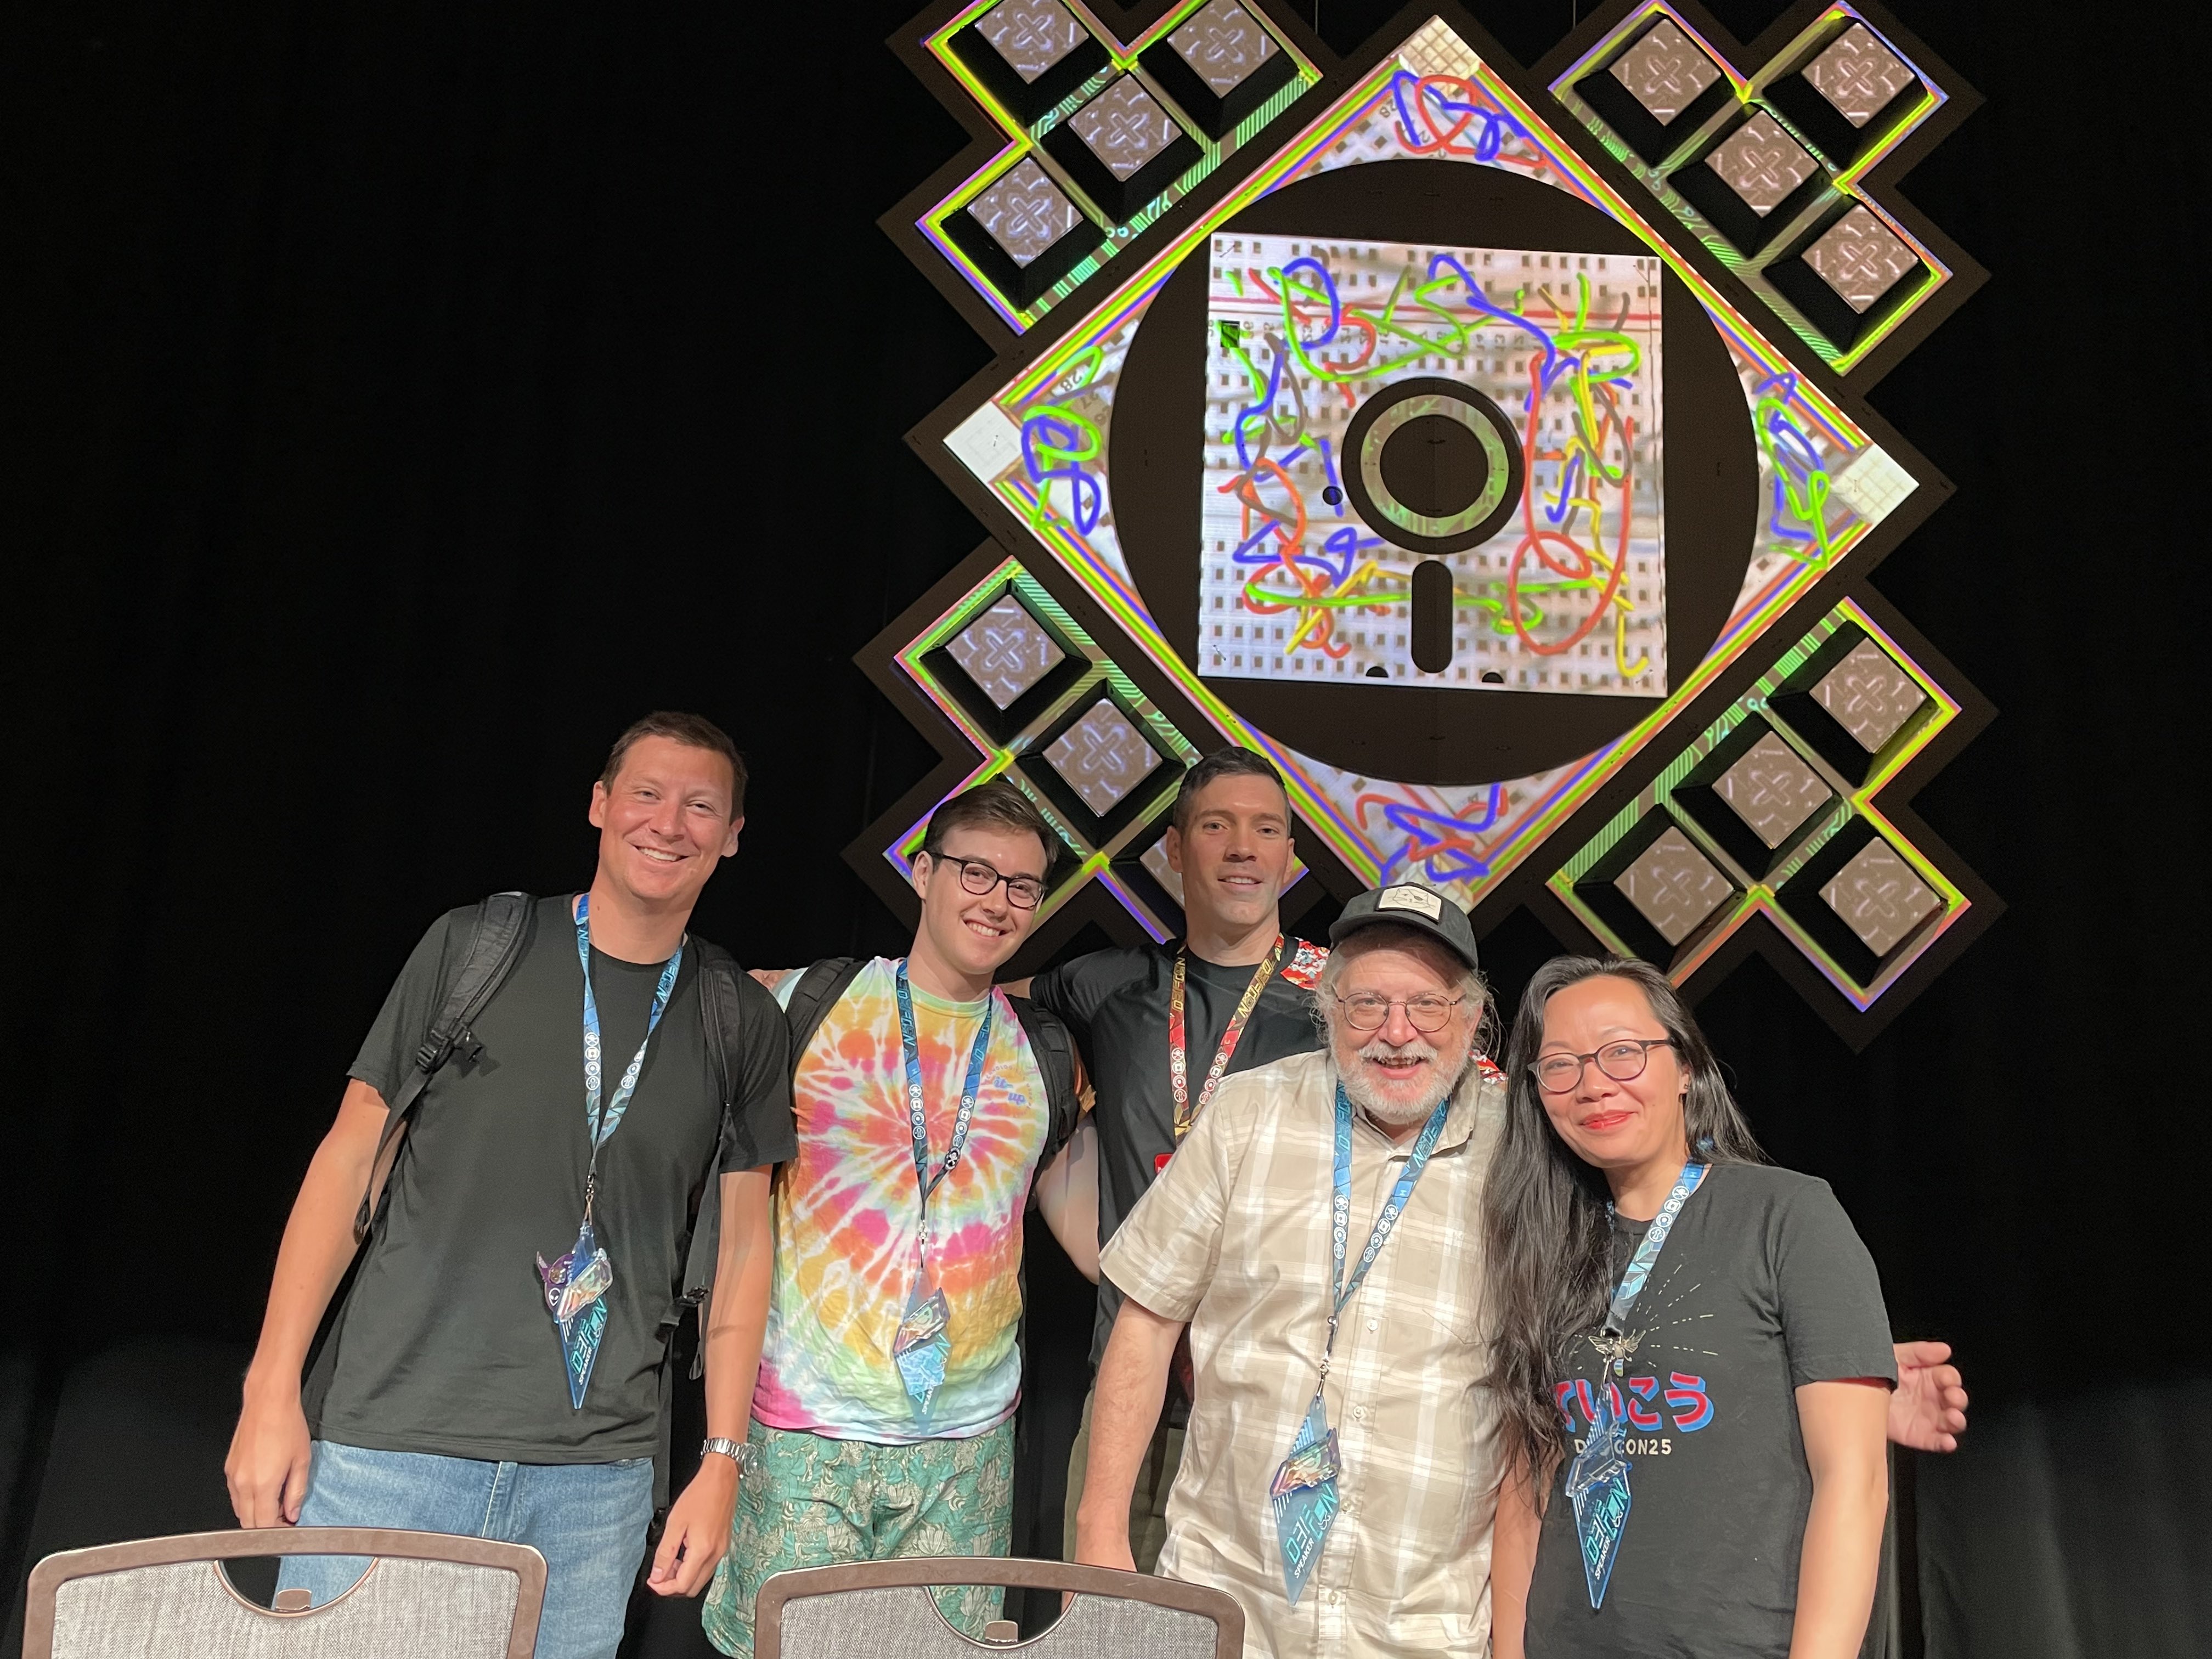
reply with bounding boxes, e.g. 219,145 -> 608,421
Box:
1045,699 -> 1164,816
1716,730 -> 1831,849
1615,823 -> 1734,946
968,160 -> 1082,267
1070,77 -> 1182,182
1608,19 -> 1721,125
1140,836 -> 1186,906
1803,205 -> 1918,312
945,594 -> 1066,709
1705,112 -> 1820,216
1820,838 -> 1940,957
1170,0 -> 1276,97
977,0 -> 1090,84
1812,637 -> 1926,752
1804,23 -> 1916,127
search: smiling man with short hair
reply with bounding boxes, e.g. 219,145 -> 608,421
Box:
225,713 -> 795,1659
702,778 -> 1083,1658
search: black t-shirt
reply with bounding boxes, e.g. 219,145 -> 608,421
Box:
1526,1164 -> 1897,1659
1026,938 -> 1328,1368
317,896 -> 797,1464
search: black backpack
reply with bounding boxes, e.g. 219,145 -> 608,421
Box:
776,956 -> 1084,1173
302,893 -> 766,1470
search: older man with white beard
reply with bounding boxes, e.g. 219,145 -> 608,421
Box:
1076,882 -> 1505,1659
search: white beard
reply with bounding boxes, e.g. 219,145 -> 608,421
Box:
1337,1031 -> 1475,1126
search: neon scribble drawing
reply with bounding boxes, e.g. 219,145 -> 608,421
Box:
1201,233 -> 1665,693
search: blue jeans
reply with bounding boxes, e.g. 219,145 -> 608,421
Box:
276,1440 -> 655,1659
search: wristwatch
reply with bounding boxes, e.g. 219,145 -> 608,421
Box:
701,1436 -> 757,1476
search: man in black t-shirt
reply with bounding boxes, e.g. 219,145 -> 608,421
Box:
1019,748 -> 1328,1569
225,713 -> 795,1659
1020,749 -> 1973,1573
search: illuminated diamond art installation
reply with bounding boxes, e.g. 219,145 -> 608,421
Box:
870,0 -> 1996,1040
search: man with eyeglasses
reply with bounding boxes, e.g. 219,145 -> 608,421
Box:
1076,883 -> 1508,1654
700,780 -> 1083,1659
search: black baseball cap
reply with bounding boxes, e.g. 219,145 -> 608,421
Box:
1328,882 -> 1480,970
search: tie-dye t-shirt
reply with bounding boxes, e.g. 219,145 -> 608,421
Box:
752,958 -> 1050,1443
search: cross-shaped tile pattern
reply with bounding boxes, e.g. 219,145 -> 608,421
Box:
1804,23 -> 1916,127
1608,19 -> 1720,125
977,0 -> 1089,83
1046,699 -> 1163,815
1813,637 -> 1927,752
1820,838 -> 1939,956
968,160 -> 1081,267
1803,206 -> 1917,312
1616,825 -> 1733,945
1716,731 -> 1830,849
946,594 -> 1066,709
1705,112 -> 1820,215
1170,0 -> 1276,97
1070,77 -> 1182,182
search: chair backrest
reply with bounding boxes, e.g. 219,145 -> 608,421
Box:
757,1559 -> 1242,1659
22,1527 -> 546,1659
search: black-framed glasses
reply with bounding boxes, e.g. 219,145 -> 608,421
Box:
933,853 -> 1047,911
1531,1038 -> 1673,1094
1335,992 -> 1464,1033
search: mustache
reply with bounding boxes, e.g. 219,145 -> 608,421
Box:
1357,1035 -> 1440,1066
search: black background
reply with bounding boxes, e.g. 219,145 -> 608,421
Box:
2,2 -> 2206,1655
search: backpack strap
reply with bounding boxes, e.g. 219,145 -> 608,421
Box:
781,957 -> 865,1080
307,890 -> 535,1432
353,891 -> 535,1240
1005,995 -> 1082,1172
675,941 -> 762,1333
675,953 -> 861,1381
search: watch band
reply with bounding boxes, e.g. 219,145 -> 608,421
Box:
701,1436 -> 755,1474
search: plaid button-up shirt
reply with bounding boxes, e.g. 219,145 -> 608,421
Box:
1099,1048 -> 1505,1659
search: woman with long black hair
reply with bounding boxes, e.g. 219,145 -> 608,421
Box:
1486,957 -> 1893,1659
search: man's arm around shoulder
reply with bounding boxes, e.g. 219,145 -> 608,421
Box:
225,1079 -> 390,1527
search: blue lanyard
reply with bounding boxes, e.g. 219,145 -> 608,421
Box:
571,894 -> 684,1186
1602,1161 -> 1707,1336
1318,1085 -> 1450,1380
893,962 -> 995,1262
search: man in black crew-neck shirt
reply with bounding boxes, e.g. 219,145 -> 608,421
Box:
1018,748 -> 1327,1569
1019,749 -> 1975,1572
224,714 -> 795,1659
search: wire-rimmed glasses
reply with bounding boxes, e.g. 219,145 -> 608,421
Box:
1335,992 -> 1464,1034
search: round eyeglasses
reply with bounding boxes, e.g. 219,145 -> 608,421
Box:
1531,1037 -> 1673,1094
1334,992 -> 1464,1033
934,853 -> 1047,911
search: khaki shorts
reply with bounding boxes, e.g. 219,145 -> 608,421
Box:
1062,1387 -> 1184,1573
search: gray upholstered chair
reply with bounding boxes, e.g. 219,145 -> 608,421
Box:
22,1527 -> 546,1659
755,1558 -> 1242,1659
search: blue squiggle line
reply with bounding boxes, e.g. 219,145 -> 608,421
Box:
1021,414 -> 1102,534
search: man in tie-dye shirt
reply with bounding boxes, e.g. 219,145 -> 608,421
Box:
702,780 -> 1084,1658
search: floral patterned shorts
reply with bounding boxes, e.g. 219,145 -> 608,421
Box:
700,1418 -> 1015,1657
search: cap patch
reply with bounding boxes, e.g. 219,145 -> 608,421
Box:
1376,885 -> 1445,921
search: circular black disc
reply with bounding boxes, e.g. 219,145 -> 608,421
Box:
1107,158 -> 1759,785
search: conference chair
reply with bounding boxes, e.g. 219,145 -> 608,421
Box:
756,1558 -> 1242,1659
22,1527 -> 545,1659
